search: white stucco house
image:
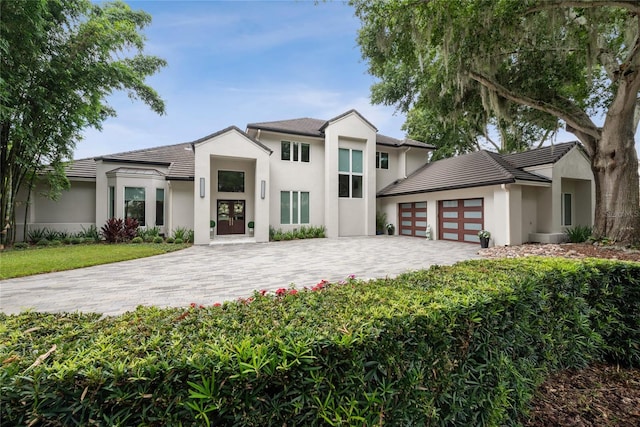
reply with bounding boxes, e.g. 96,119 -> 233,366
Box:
16,109 -> 595,246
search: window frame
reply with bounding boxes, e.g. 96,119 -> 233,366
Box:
280,190 -> 310,225
155,188 -> 165,226
338,148 -> 364,198
562,192 -> 573,226
281,141 -> 310,163
217,170 -> 245,193
376,151 -> 389,169
108,186 -> 115,218
124,186 -> 145,226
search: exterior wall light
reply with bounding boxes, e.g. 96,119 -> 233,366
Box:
199,177 -> 205,198
261,180 -> 266,199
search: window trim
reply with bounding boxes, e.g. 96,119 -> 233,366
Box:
155,188 -> 164,226
562,192 -> 573,226
376,151 -> 389,169
124,186 -> 145,226
281,141 -> 310,163
108,186 -> 115,219
280,190 -> 310,225
338,148 -> 364,198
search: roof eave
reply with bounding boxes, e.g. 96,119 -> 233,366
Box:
376,178 -> 516,198
95,158 -> 172,167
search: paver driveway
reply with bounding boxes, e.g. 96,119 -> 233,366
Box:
0,236 -> 480,316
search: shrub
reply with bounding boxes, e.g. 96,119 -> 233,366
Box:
165,237 -> 175,244
153,236 -> 164,244
376,210 -> 387,233
12,242 -> 28,250
62,237 -> 72,245
565,225 -> 592,243
1,258 -> 636,426
172,227 -> 188,241
26,228 -> 49,244
101,218 -> 139,243
79,225 -> 101,242
70,237 -> 84,245
173,238 -> 184,244
138,226 -> 160,239
131,236 -> 143,244
143,235 -> 154,243
50,240 -> 62,247
36,239 -> 50,247
269,225 -> 326,241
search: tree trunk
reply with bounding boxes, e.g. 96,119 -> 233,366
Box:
591,115 -> 640,244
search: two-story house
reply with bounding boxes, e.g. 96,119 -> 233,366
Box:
16,109 -> 595,247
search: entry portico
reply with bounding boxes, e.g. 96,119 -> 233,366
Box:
193,126 -> 272,244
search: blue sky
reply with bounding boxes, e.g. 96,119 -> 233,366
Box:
78,0 -> 407,159
79,0 -> 637,160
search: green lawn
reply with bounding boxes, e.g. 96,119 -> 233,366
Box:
0,243 -> 190,280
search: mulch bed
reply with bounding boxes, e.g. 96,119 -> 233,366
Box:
480,242 -> 640,426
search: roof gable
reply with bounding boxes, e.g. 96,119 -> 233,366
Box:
192,125 -> 272,154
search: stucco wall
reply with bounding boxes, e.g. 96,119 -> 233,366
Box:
521,186 -> 539,242
323,113 -> 377,237
33,180 -> 96,224
256,131 -> 326,232
193,128 -> 271,244
169,180 -> 194,233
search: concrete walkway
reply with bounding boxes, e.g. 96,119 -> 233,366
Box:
0,237 -> 480,316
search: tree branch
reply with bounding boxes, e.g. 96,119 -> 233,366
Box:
527,1 -> 640,14
468,70 -> 601,140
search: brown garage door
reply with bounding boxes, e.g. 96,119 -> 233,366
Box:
398,202 -> 428,237
438,198 -> 483,243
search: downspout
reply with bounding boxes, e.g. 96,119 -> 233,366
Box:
501,183 -> 510,245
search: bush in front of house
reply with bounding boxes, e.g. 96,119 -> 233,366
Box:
131,236 -> 143,244
269,225 -> 326,241
1,258 -> 637,426
565,225 -> 593,243
101,218 -> 139,243
153,236 -> 164,244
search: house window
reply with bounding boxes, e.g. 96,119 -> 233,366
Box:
562,193 -> 573,226
338,148 -> 363,198
280,191 -> 310,224
281,141 -> 310,162
376,151 -> 389,169
124,187 -> 145,226
108,186 -> 115,218
218,170 -> 244,192
156,188 -> 164,226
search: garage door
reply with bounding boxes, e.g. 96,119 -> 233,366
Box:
398,202 -> 428,237
438,198 -> 483,243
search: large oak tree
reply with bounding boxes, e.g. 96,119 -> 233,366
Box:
352,0 -> 640,243
0,0 -> 166,245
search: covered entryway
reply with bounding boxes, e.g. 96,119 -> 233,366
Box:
438,198 -> 483,243
217,200 -> 245,235
398,202 -> 429,237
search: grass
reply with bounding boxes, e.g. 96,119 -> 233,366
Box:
0,243 -> 191,280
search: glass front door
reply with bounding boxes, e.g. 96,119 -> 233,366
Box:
217,200 -> 245,235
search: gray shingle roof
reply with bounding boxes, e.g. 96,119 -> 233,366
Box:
95,142 -> 195,180
65,158 -> 97,179
377,149 -> 553,198
501,141 -> 579,169
247,111 -> 434,149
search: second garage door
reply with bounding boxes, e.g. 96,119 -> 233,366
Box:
438,198 -> 483,243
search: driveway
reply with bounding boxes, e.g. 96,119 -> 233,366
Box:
0,237 -> 480,316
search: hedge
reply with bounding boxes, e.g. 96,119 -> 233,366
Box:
0,257 -> 638,426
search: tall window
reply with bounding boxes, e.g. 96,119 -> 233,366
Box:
108,186 -> 115,218
338,148 -> 363,198
562,193 -> 573,226
156,188 -> 164,226
124,187 -> 145,226
376,151 -> 389,169
280,191 -> 310,224
218,170 -> 244,192
281,141 -> 310,162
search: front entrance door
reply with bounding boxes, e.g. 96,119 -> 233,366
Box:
217,200 -> 245,235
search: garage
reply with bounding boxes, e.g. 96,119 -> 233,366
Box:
438,198 -> 483,243
398,202 -> 429,237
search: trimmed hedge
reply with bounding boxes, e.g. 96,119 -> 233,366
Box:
0,258 -> 638,425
